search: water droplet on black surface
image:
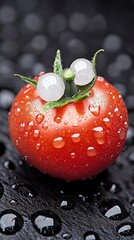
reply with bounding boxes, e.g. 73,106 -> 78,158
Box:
117,222 -> 134,236
99,199 -> 129,220
4,160 -> 15,170
84,231 -> 100,240
60,199 -> 75,210
31,210 -> 62,236
62,232 -> 72,239
103,182 -> 121,194
0,210 -> 23,235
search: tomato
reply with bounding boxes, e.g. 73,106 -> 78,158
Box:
9,75 -> 128,181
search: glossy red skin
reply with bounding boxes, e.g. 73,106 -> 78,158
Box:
9,76 -> 128,181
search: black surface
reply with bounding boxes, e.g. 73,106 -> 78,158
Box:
0,0 -> 134,239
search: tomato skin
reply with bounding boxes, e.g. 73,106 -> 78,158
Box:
9,76 -> 128,180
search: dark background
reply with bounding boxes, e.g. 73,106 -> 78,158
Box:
0,0 -> 134,240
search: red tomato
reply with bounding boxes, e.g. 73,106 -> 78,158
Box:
9,76 -> 128,181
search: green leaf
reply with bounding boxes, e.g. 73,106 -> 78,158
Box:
14,74 -> 37,88
53,50 -> 63,75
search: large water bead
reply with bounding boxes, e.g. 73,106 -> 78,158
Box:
37,73 -> 65,101
74,68 -> 95,86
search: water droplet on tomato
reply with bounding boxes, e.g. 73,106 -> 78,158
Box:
114,107 -> 121,116
71,152 -> 76,159
108,112 -> 113,118
117,222 -> 134,236
24,131 -> 28,137
97,76 -> 104,82
31,210 -> 62,236
93,127 -> 106,144
27,121 -> 34,130
15,139 -> 19,146
118,128 -> 126,140
64,120 -> 68,125
88,104 -> 100,116
71,133 -> 81,143
35,114 -> 44,124
15,107 -> 21,116
36,143 -> 40,150
87,147 -> 97,156
0,210 -> 23,235
33,129 -> 40,138
53,137 -> 65,148
42,122 -> 48,130
72,123 -> 79,127
103,117 -> 111,127
54,116 -> 61,124
19,123 -> 25,131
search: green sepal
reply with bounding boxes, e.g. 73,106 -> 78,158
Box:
14,74 -> 37,88
53,50 -> 63,75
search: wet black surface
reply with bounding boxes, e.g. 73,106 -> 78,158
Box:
0,0 -> 134,239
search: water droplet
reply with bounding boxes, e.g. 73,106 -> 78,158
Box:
31,210 -> 62,236
19,123 -> 25,131
84,231 -> 100,240
42,121 -> 48,130
60,199 -> 75,210
24,131 -> 29,137
71,152 -> 76,159
62,232 -> 72,239
108,112 -> 113,118
0,210 -> 23,235
36,143 -> 41,150
93,127 -> 106,144
118,128 -> 126,140
97,76 -> 104,82
64,120 -> 68,125
117,222 -> 134,236
54,116 -> 61,124
11,183 -> 37,198
27,121 -> 34,130
103,117 -> 111,127
15,107 -> 21,116
33,129 -> 40,138
99,199 -> 129,220
114,107 -> 120,116
15,139 -> 19,146
4,160 -> 15,170
10,199 -> 17,205
53,137 -> 65,148
87,147 -> 97,156
88,104 -> 100,116
130,200 -> 134,207
71,133 -> 81,143
103,182 -> 121,193
35,114 -> 44,124
124,121 -> 128,128
72,123 -> 79,127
